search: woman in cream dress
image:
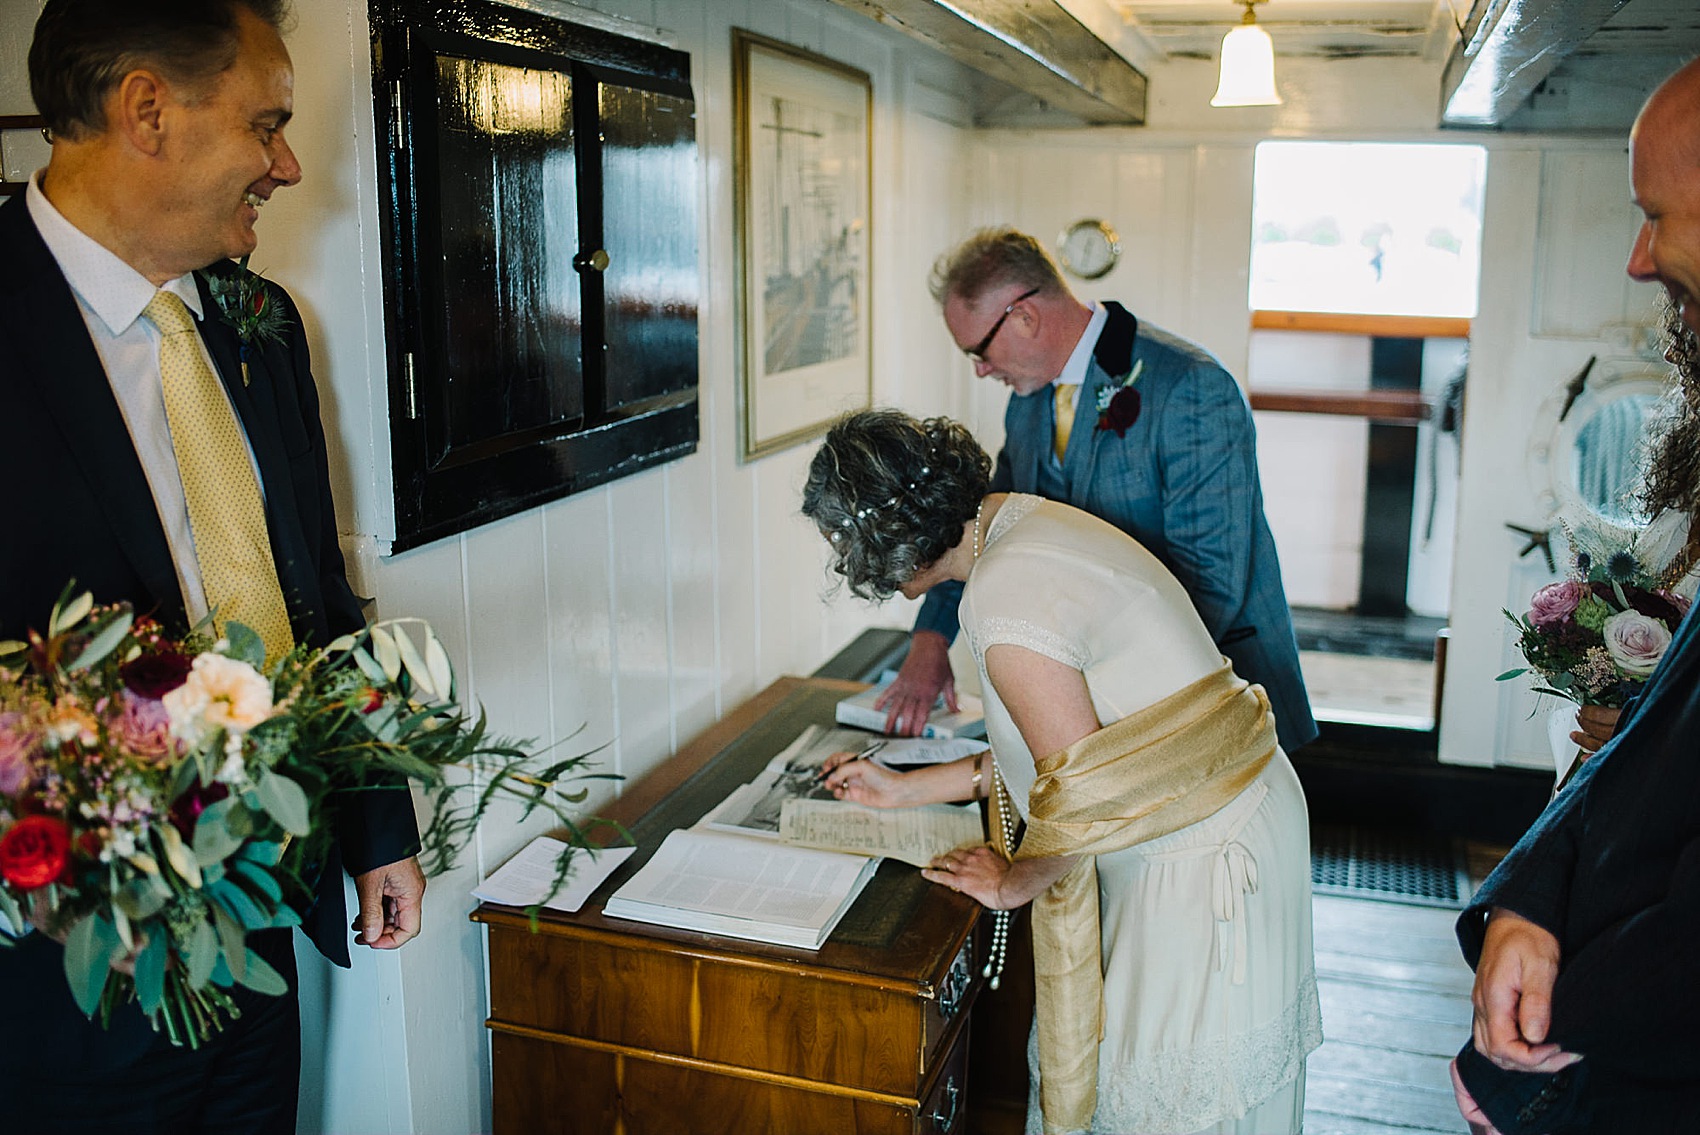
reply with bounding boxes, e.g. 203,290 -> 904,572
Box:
806,411 -> 1322,1135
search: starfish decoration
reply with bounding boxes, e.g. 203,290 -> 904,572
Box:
1504,522 -> 1556,573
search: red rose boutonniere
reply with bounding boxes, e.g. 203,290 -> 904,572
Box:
199,254 -> 288,386
1094,359 -> 1145,437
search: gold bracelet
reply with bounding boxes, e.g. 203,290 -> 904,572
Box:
971,751 -> 984,794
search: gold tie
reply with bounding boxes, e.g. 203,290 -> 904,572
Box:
1053,382 -> 1076,462
143,291 -> 295,663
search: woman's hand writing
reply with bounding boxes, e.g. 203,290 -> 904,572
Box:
820,750 -> 913,807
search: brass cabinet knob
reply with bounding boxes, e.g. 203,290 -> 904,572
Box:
573,248 -> 610,272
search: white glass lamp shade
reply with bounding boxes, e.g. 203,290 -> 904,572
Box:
1211,22 -> 1281,107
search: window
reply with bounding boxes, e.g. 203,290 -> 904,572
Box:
1250,142 -> 1486,318
371,0 -> 699,549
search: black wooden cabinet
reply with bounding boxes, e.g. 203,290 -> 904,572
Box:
371,0 -> 698,550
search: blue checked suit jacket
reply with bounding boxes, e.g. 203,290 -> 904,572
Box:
917,301 -> 1317,752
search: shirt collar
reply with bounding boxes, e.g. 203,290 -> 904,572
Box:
1055,301 -> 1107,388
27,171 -> 205,335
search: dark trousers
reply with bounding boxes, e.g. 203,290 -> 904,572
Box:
0,928 -> 301,1134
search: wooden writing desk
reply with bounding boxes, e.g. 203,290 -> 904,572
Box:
473,677 -> 989,1134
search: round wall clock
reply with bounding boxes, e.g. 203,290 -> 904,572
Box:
1057,219 -> 1121,280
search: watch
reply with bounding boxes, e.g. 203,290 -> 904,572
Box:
1057,219 -> 1121,280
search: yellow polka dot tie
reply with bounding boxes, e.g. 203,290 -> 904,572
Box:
1053,382 -> 1076,463
143,291 -> 294,663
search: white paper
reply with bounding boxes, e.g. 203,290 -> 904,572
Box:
472,837 -> 635,913
778,799 -> 984,868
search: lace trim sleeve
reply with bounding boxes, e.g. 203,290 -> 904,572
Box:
972,616 -> 1090,671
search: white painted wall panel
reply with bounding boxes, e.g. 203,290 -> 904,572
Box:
1533,149 -> 1660,339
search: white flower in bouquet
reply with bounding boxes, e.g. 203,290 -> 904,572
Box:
163,653 -> 274,745
1601,609 -> 1673,676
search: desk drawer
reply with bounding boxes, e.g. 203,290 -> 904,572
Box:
491,1013 -> 974,1135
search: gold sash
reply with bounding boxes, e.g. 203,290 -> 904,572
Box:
989,660 -> 1276,1134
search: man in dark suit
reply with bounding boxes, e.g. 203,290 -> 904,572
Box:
879,228 -> 1317,754
1450,57 -> 1700,1135
0,2 -> 423,1130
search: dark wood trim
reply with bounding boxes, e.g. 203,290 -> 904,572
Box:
1252,309 -> 1471,339
1249,388 -> 1433,425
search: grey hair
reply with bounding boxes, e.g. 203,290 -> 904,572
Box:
29,0 -> 292,141
928,226 -> 1070,308
802,410 -> 992,601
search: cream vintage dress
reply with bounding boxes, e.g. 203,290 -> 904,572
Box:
960,495 -> 1323,1135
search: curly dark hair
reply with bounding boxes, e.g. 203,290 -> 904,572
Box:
802,410 -> 992,601
29,0 -> 291,141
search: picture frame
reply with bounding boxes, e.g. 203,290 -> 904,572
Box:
733,31 -> 872,462
0,116 -> 49,199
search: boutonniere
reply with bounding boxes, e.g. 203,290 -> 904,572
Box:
1094,359 -> 1144,436
199,254 -> 287,385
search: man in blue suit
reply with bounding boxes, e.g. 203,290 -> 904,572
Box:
880,228 -> 1317,753
0,2 -> 423,1130
1449,57 -> 1700,1135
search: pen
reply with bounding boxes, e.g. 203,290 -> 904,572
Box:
817,740 -> 886,783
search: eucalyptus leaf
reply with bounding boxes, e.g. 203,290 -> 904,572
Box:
115,875 -> 171,922
222,621 -> 266,667
186,918 -> 219,989
369,625 -> 402,684
210,877 -> 267,929
326,633 -> 357,653
228,857 -> 284,904
0,888 -> 25,938
133,932 -> 168,1016
238,948 -> 289,996
193,797 -> 246,865
209,954 -> 234,988
212,904 -> 247,982
238,840 -> 285,867
52,591 -> 95,637
1495,667 -> 1529,681
63,914 -> 119,1016
67,610 -> 134,671
251,768 -> 311,837
0,638 -> 26,659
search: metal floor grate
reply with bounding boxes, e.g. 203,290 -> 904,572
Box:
1311,825 -> 1471,909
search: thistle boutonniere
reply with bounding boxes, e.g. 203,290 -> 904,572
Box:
1094,358 -> 1144,437
199,254 -> 288,385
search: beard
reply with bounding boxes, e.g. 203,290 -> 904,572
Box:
1638,296 -> 1700,557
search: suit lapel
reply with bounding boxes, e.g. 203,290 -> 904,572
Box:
1072,302 -> 1140,494
0,202 -> 183,619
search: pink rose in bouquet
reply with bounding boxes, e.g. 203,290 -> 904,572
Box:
1527,581 -> 1585,629
1601,610 -> 1672,677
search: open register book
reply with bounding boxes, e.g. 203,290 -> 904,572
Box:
602,829 -> 879,950
602,724 -> 987,949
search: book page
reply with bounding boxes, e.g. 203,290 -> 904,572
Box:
607,829 -> 874,932
778,800 -> 985,868
472,837 -> 635,912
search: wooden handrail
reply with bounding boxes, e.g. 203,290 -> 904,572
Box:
1249,388 -> 1432,425
1251,310 -> 1471,339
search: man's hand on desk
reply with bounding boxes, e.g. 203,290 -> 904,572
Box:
875,631 -> 956,736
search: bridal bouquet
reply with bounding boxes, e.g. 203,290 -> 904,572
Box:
0,587 -> 613,1047
1500,515 -> 1692,706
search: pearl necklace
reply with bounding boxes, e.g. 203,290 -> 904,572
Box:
983,760 -> 1016,990
972,497 -> 987,561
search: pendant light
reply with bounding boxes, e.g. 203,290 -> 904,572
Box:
1211,0 -> 1281,107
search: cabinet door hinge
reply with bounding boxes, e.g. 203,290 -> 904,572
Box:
391,80 -> 406,153
403,352 -> 419,420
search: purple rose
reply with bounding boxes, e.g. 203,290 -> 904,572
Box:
108,690 -> 177,762
1527,581 -> 1584,629
1097,387 -> 1142,436
1602,610 -> 1672,677
120,651 -> 193,699
0,712 -> 38,796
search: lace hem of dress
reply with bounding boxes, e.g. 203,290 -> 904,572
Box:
974,616 -> 1091,670
1027,969 -> 1325,1135
984,492 -> 1041,551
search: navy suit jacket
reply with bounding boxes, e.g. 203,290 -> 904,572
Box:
918,302 -> 1317,751
1454,600 -> 1700,1133
0,196 -> 418,973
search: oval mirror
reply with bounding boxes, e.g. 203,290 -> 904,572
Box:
1529,363 -> 1670,537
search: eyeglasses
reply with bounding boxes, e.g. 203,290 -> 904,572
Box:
964,287 -> 1040,361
